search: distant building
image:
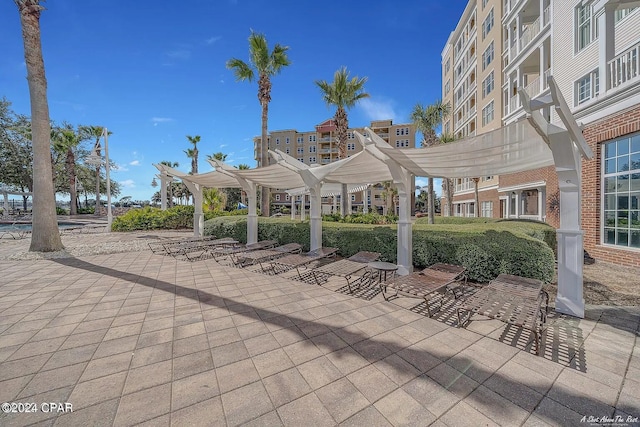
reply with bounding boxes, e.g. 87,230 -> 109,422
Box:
254,119 -> 416,214
441,0 -> 640,267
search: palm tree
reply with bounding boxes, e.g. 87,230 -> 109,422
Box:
227,31 -> 291,217
410,99 -> 450,224
79,125 -> 111,216
14,0 -> 63,251
52,125 -> 81,215
185,135 -> 200,174
207,152 -> 228,163
315,67 -> 369,216
159,160 -> 179,207
472,177 -> 480,217
203,187 -> 227,212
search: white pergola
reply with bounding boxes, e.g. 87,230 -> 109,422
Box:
154,77 -> 592,318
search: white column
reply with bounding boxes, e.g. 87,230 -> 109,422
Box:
309,184 -> 322,251
290,196 -> 296,220
548,132 -> 585,318
347,193 -> 352,214
332,196 -> 337,213
160,174 -> 168,210
396,173 -> 413,276
362,189 -> 368,214
598,3 -> 616,94
246,182 -> 258,244
181,180 -> 203,237
538,187 -> 544,222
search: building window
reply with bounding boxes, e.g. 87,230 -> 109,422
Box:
285,148 -> 290,154
510,192 -> 517,216
481,201 -> 493,217
276,138 -> 280,145
309,145 -> 316,153
395,139 -> 409,148
603,133 -> 640,248
444,58 -> 450,75
285,195 -> 290,201
351,195 -> 356,201
575,2 -> 596,52
309,135 -> 316,142
286,137 -> 290,144
309,156 -> 316,163
521,190 -> 539,215
482,42 -> 494,71
275,194 -> 280,201
482,0 -> 488,9
444,80 -> 451,95
348,132 -> 355,139
482,101 -> 494,126
575,69 -> 599,105
468,202 -> 476,217
482,8 -> 494,40
347,143 -> 356,150
297,147 -> 304,154
482,72 -> 494,98
297,137 -> 303,143
615,7 -> 637,22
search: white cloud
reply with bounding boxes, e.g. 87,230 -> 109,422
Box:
206,36 -> 222,45
151,117 -> 174,127
358,97 -> 398,122
113,164 -> 129,172
220,144 -> 227,148
119,179 -> 135,188
166,49 -> 191,60
129,160 -> 140,166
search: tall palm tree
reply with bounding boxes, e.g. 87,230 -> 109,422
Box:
79,125 -> 111,216
14,0 -> 63,251
185,135 -> 200,174
207,152 -> 228,163
227,31 -> 291,217
315,67 -> 369,216
159,160 -> 179,207
410,99 -> 450,224
52,125 -> 81,215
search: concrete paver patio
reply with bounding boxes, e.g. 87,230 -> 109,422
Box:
0,232 -> 638,426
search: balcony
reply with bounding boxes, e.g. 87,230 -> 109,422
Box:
506,6 -> 550,66
518,16 -> 541,52
319,137 -> 335,142
609,42 -> 640,90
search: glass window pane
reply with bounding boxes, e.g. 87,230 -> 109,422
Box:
632,192 -> 640,209
631,211 -> 640,229
618,138 -> 630,156
631,230 -> 640,248
617,230 -> 629,246
631,153 -> 640,171
605,211 -> 616,226
618,195 -> 629,210
604,194 -> 616,210
618,156 -> 630,172
604,141 -> 615,158
604,177 -> 617,192
618,175 -> 630,192
605,228 -> 616,244
632,174 -> 640,192
632,134 -> 640,154
605,159 -> 616,173
617,210 -> 629,226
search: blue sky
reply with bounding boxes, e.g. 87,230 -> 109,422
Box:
1,0 -> 467,202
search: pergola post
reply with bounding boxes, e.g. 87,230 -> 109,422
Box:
181,180 -> 203,237
395,171 -> 414,276
362,189 -> 368,214
160,173 -> 168,210
309,184 -> 322,251
245,182 -> 258,244
290,196 -> 296,220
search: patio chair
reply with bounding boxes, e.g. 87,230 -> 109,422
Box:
311,251 -> 381,292
209,240 -> 279,263
148,235 -> 220,255
233,243 -> 303,269
381,263 -> 467,317
456,273 -> 548,355
180,237 -> 244,261
269,247 -> 339,279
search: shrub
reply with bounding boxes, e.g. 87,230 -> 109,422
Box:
56,207 -> 68,215
204,209 -> 248,221
321,212 -> 397,225
77,207 -> 95,214
112,206 -> 193,231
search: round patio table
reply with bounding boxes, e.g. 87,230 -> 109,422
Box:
367,261 -> 399,283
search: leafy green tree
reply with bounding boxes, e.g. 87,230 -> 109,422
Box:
79,125 -> 111,216
315,67 -> 369,215
52,124 -> 83,215
227,30 -> 291,217
410,100 -> 450,223
0,100 -> 33,210
203,187 -> 227,212
14,0 -> 63,251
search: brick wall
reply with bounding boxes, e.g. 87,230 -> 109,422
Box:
581,104 -> 640,267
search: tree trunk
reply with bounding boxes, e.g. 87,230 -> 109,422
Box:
473,177 -> 480,217
260,100 -> 270,217
95,163 -> 100,216
427,177 -> 435,224
445,178 -> 454,217
17,1 -> 63,251
335,107 -> 349,216
67,148 -> 77,215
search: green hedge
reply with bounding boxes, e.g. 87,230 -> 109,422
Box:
203,217 -> 556,283
112,206 -> 194,231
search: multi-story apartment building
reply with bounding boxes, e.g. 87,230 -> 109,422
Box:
441,0 -> 503,218
442,0 -> 640,266
254,119 -> 416,214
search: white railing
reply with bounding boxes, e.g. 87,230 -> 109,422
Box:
542,68 -> 551,90
455,179 -> 474,192
523,75 -> 541,97
509,94 -> 520,114
543,6 -> 551,26
519,16 -> 541,52
469,105 -> 477,116
609,43 -> 640,90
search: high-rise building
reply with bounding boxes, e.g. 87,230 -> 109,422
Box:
442,0 -> 640,266
254,119 -> 416,214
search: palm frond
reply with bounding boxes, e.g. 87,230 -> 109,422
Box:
226,58 -> 254,82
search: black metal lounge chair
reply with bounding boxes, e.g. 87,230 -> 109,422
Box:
269,247 -> 339,279
381,263 -> 467,317
148,235 -> 221,255
209,240 -> 279,263
311,251 -> 381,292
456,273 -> 548,355
233,243 -> 303,269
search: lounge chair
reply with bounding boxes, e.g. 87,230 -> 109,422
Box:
456,273 -> 548,355
148,235 -> 221,255
381,263 -> 467,317
181,238 -> 243,261
163,237 -> 237,259
209,240 -> 279,263
233,243 -> 303,269
269,247 -> 339,279
311,251 -> 381,292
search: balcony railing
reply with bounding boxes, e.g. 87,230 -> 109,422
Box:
543,5 -> 550,26
609,42 -> 640,90
519,16 -> 541,52
509,94 -> 520,114
523,75 -> 541,98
